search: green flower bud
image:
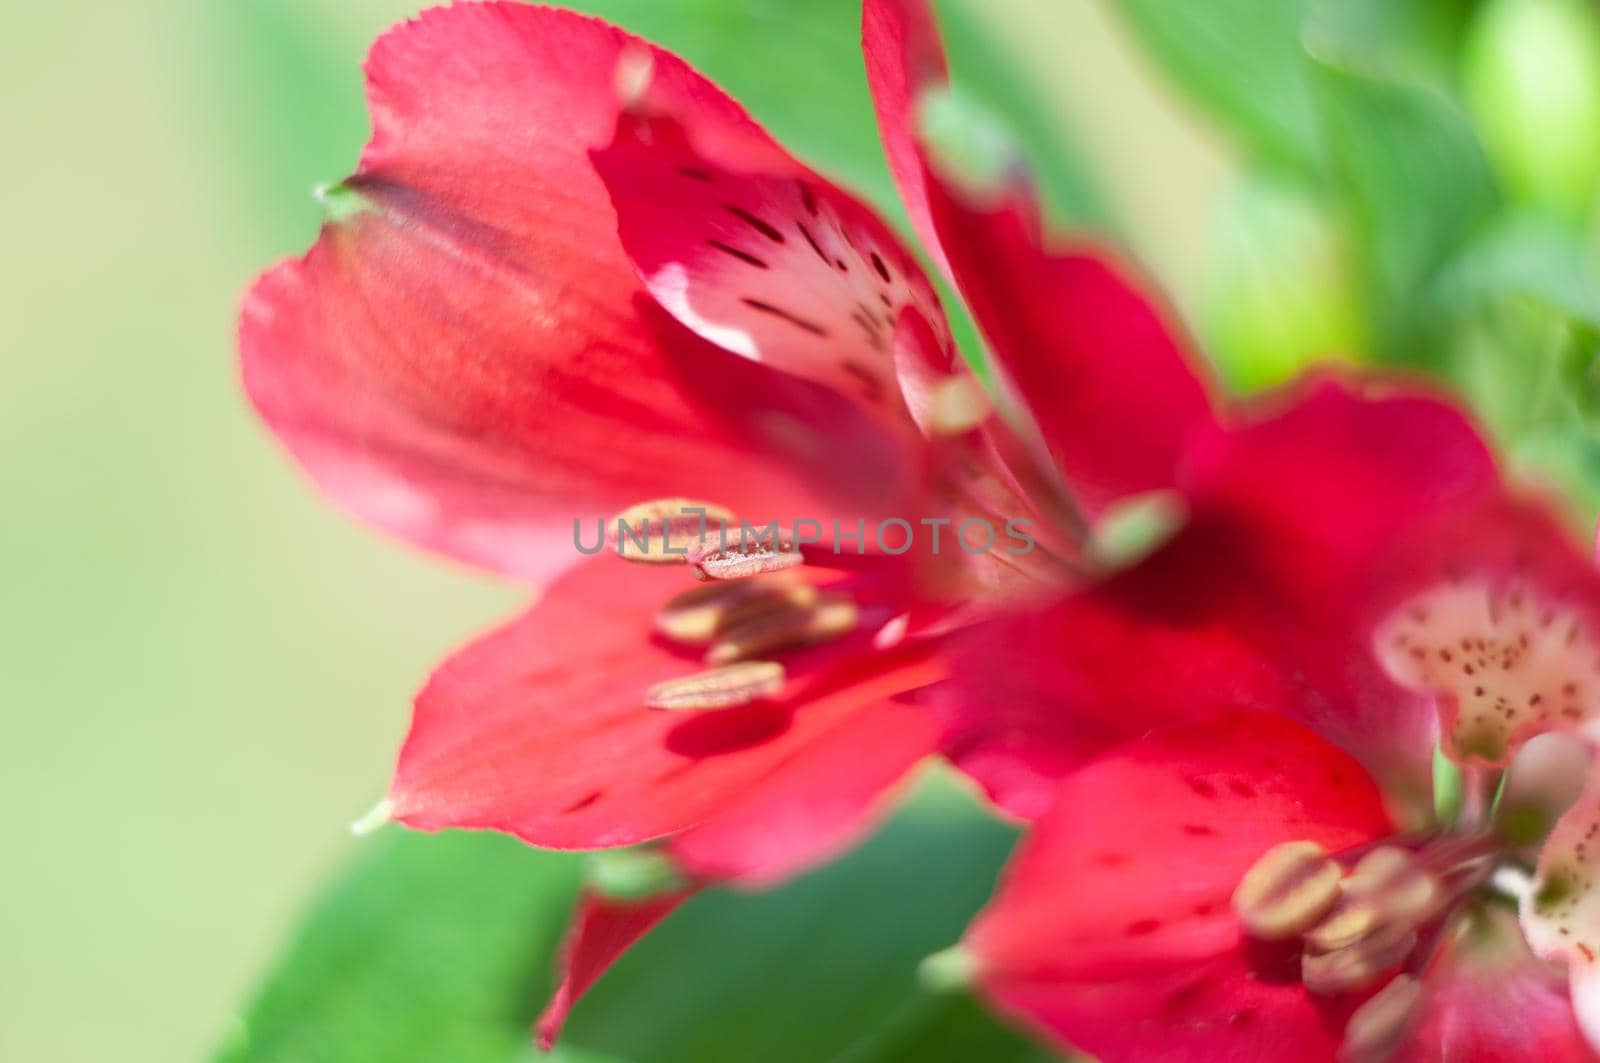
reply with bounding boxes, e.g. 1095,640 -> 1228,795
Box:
1465,0 -> 1600,220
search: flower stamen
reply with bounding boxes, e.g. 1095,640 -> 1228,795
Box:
610,498 -> 735,564
1232,840 -> 1343,940
688,537 -> 803,580
644,660 -> 785,711
1338,974 -> 1422,1063
654,576 -> 817,645
705,593 -> 859,665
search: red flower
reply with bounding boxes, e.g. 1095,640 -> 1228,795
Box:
238,0 -> 1215,1041
948,378 -> 1600,1060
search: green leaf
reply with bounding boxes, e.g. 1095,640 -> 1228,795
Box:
565,0 -> 1104,227
1108,0 -> 1323,174
560,793 -> 1026,1062
214,831 -> 584,1063
1304,0 -> 1474,89
1310,59 -> 1499,355
218,785 -> 1038,1063
1438,215 -> 1600,329
563,0 -> 900,211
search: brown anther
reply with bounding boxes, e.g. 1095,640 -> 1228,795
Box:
1339,974 -> 1422,1063
689,538 -> 802,581
644,661 -> 785,711
609,498 -> 734,564
653,577 -> 815,645
1232,841 -> 1343,941
1302,921 -> 1417,996
1343,846 -> 1440,925
705,594 -> 860,665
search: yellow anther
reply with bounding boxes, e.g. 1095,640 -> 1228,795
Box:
1307,901 -> 1381,953
1344,846 -> 1440,924
609,499 -> 734,564
1339,975 -> 1422,1063
644,661 -> 785,711
1232,841 -> 1343,941
653,578 -> 814,645
705,594 -> 860,665
1302,922 -> 1417,996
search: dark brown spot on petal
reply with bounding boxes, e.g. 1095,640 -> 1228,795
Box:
706,239 -> 769,269
739,298 -> 828,336
724,204 -> 785,243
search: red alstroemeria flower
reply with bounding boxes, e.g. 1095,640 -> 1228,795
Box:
944,378 -> 1600,1061
238,0 -> 1215,1041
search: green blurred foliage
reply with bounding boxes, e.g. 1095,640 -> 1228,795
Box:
219,784 -> 1043,1063
1113,0 -> 1600,524
1113,0 -> 1323,174
1310,58 -> 1497,352
1202,176 -> 1365,390
1464,0 -> 1600,221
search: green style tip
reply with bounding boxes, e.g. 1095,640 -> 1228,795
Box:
349,797 -> 394,837
586,847 -> 688,901
314,181 -> 371,222
917,944 -> 976,994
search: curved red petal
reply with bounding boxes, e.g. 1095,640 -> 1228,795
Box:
965,711 -> 1392,1061
240,4 -> 903,582
863,0 -> 1215,508
924,177 -> 1218,510
534,887 -> 692,1050
388,557 -> 947,849
666,696 -> 940,887
941,528 -> 1303,820
1394,908 -> 1594,1063
1189,375 -> 1599,787
592,107 -> 954,436
946,378 -> 1587,815
861,0 -> 952,280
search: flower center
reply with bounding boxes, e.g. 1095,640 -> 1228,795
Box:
643,570 -> 867,712
1233,831 -> 1504,1060
1375,577 -> 1600,766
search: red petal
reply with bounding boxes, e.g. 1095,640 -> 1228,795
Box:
534,887 -> 692,1050
666,695 -> 940,887
1395,908 -> 1593,1063
941,528 -> 1303,820
240,5 -> 905,583
946,377 -> 1584,815
861,0 -> 952,279
965,711 -> 1392,1061
863,0 -> 1215,507
924,177 -> 1218,509
1189,376 -> 1598,785
592,108 -> 954,434
388,558 -> 947,849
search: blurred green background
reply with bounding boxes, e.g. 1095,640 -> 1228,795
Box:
6,0 -> 1599,1060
